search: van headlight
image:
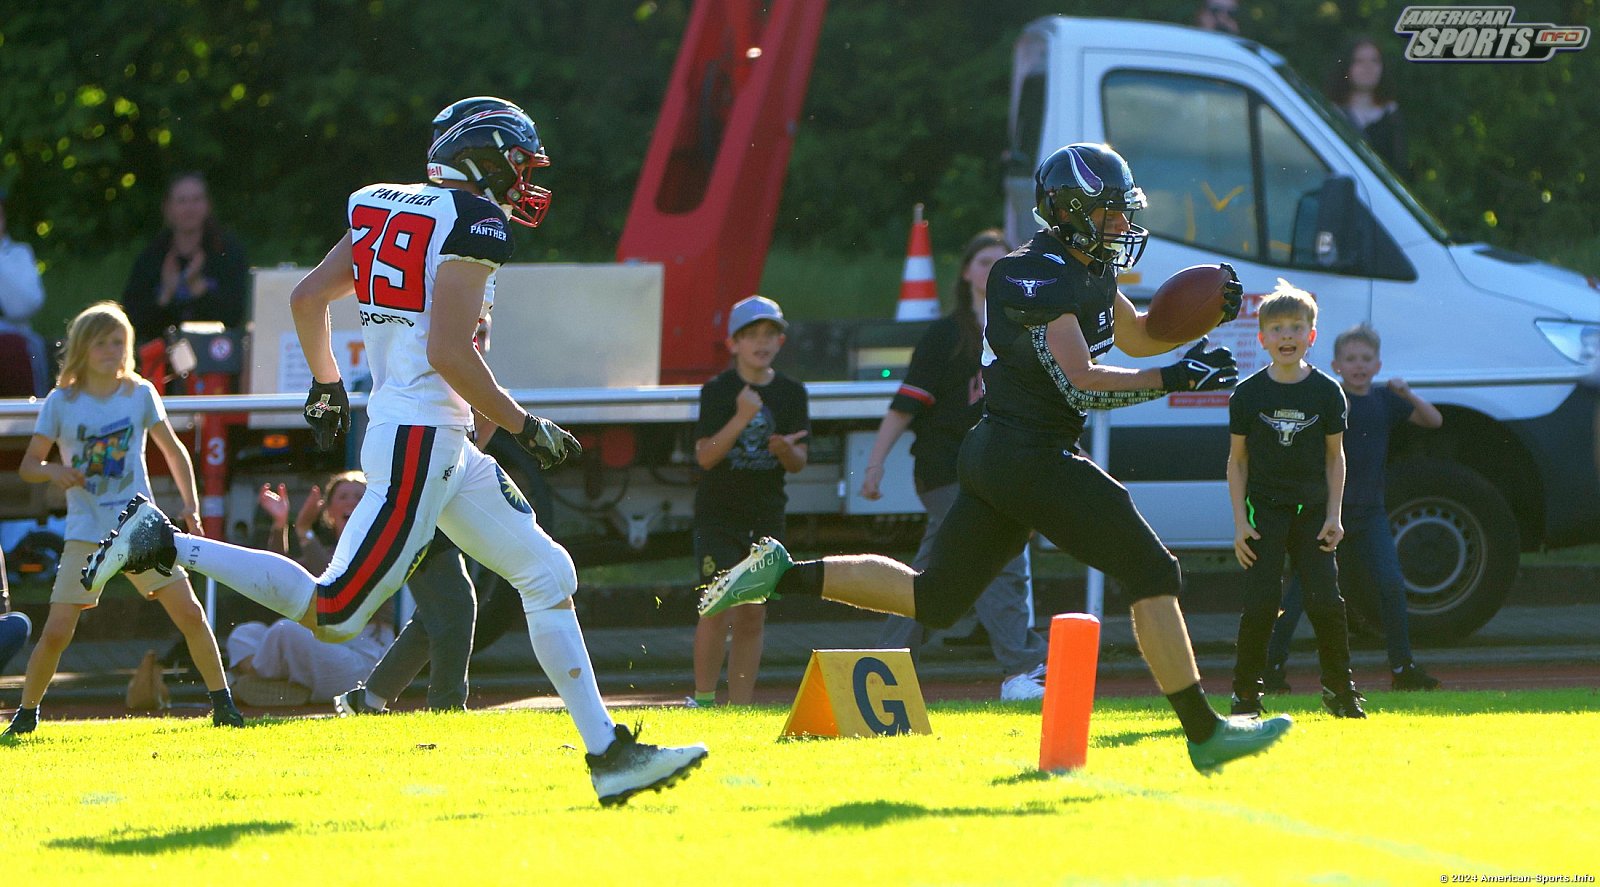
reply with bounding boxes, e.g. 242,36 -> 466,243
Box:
1535,319 -> 1600,365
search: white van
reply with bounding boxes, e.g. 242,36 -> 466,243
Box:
1006,17 -> 1600,640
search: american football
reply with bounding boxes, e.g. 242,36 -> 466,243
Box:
1145,264 -> 1233,343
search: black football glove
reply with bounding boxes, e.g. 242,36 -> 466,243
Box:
513,414 -> 582,470
1219,262 -> 1244,324
303,379 -> 350,452
1160,339 -> 1238,392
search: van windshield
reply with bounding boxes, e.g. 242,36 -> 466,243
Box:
1269,57 -> 1453,244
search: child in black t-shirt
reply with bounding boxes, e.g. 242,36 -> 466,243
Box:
690,296 -> 810,705
1264,323 -> 1445,693
1228,280 -> 1364,719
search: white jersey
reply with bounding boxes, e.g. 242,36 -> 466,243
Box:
346,182 -> 512,428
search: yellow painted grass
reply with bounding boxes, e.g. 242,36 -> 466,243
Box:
2,689 -> 1597,885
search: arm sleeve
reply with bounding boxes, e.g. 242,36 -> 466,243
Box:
694,381 -> 732,439
1028,326 -> 1166,412
209,231 -> 251,329
33,390 -> 59,440
781,378 -> 811,435
140,380 -> 167,427
889,323 -> 953,415
990,255 -> 1080,327
1228,386 -> 1251,435
441,191 -> 515,268
122,243 -> 171,343
1385,387 -> 1414,425
1327,384 -> 1349,435
0,242 -> 44,320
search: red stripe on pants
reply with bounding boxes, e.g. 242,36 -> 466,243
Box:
318,425 -> 427,614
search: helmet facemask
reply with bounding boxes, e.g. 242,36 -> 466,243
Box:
502,144 -> 552,228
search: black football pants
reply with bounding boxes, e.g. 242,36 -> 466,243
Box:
913,419 -> 1181,629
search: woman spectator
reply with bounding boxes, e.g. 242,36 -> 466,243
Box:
121,172 -> 250,345
227,473 -> 393,705
1326,36 -> 1408,178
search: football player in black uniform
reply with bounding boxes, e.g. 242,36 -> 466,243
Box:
700,143 -> 1290,773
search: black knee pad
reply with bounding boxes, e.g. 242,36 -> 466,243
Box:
1121,550 -> 1182,603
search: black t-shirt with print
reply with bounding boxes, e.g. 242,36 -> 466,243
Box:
982,230 -> 1117,442
889,315 -> 985,492
693,368 -> 811,526
1229,366 -> 1348,506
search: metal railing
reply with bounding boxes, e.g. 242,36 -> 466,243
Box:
0,380 -> 904,434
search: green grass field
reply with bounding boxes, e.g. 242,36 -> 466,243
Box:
4,690 -> 1597,885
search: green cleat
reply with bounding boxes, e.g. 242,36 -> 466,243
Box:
1187,714 -> 1293,773
696,537 -> 792,618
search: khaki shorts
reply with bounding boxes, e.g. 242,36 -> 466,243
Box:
52,540 -> 189,607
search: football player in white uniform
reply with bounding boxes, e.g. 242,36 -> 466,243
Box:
83,98 -> 707,805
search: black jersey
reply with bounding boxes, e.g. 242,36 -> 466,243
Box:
981,230 -> 1118,441
693,368 -> 811,526
1229,366 -> 1348,505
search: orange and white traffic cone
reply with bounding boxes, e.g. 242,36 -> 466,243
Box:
895,204 -> 939,321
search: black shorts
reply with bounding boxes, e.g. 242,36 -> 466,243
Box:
912,418 -> 1180,628
692,521 -> 785,583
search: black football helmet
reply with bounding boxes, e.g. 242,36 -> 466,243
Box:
427,102 -> 551,228
1034,143 -> 1149,270
431,96 -> 525,140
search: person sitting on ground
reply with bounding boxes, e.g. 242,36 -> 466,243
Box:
228,474 -> 394,706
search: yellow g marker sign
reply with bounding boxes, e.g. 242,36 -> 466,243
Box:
781,650 -> 931,739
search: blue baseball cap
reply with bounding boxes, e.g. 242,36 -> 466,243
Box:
728,295 -> 787,337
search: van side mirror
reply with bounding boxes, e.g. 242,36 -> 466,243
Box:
1288,176 -> 1417,281
1311,176 -> 1363,272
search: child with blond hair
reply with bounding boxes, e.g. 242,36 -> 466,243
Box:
6,301 -> 242,735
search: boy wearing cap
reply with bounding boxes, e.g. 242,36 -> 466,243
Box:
690,296 -> 810,705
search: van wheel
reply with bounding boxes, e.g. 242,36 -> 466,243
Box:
1375,459 -> 1520,643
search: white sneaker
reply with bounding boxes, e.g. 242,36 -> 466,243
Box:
1000,664 -> 1047,701
81,495 -> 178,593
586,723 -> 708,806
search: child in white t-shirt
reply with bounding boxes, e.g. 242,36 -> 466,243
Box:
5,301 -> 243,735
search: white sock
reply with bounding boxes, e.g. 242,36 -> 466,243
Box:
175,534 -> 316,620
526,607 -> 616,754
362,687 -> 389,710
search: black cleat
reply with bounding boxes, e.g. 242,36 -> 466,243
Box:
213,700 -> 246,728
333,686 -> 389,716
1391,663 -> 1442,691
81,495 -> 178,592
1322,686 -> 1368,719
1229,692 -> 1265,719
4,707 -> 39,737
1262,664 -> 1292,695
